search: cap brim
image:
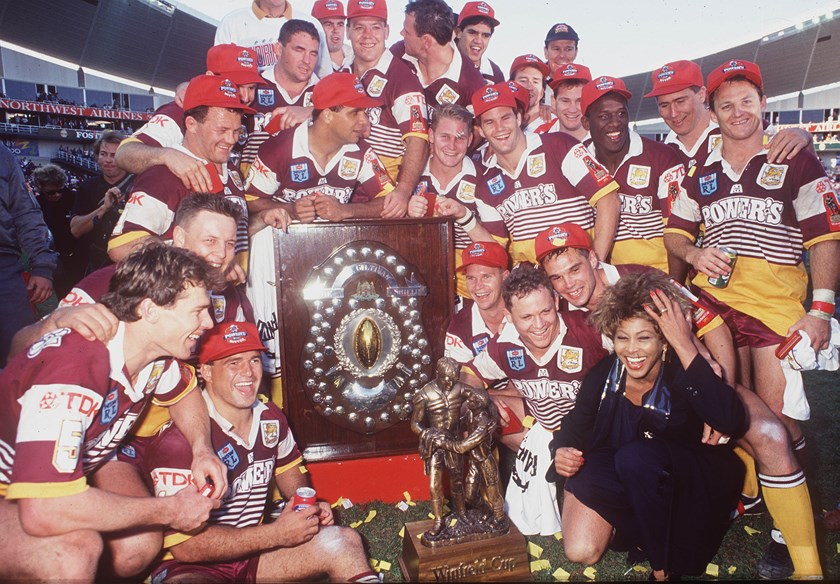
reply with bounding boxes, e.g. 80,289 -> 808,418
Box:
200,343 -> 266,364
456,259 -> 505,272
224,72 -> 267,88
644,82 -> 696,99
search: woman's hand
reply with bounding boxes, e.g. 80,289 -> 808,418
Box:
553,447 -> 585,478
644,289 -> 698,369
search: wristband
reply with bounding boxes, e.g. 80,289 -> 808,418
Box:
458,215 -> 478,232
810,300 -> 835,315
808,309 -> 832,321
812,289 -> 836,304
455,208 -> 474,226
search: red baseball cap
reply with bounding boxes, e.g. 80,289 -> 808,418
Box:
535,223 -> 591,262
347,0 -> 386,20
183,75 -> 256,114
472,82 -> 518,118
311,72 -> 382,109
312,0 -> 346,20
580,76 -> 632,115
199,321 -> 266,364
206,44 -> 265,87
706,59 -> 763,98
457,1 -> 500,28
644,60 -> 704,98
548,63 -> 592,91
505,81 -> 530,110
509,54 -> 550,80
457,241 -> 509,272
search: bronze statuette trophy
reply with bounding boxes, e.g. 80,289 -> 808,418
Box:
399,358 -> 530,581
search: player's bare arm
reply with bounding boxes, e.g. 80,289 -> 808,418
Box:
17,484 -> 217,538
591,190 -> 620,261
8,303 -> 119,360
116,142 -> 214,192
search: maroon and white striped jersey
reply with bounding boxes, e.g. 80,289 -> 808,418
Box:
470,310 -> 608,431
135,392 -> 301,542
0,325 -> 194,499
475,131 -> 619,265
353,50 -> 429,160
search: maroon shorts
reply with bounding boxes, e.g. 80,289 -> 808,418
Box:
698,290 -> 785,349
151,556 -> 260,583
116,434 -> 153,470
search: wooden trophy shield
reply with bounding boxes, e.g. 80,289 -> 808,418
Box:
274,218 -> 454,461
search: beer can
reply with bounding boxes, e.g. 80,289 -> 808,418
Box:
669,278 -> 717,329
707,246 -> 737,288
293,486 -> 316,511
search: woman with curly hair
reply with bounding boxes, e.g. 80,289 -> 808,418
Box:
548,270 -> 747,580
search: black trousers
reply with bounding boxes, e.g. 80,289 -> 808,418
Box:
564,439 -> 744,575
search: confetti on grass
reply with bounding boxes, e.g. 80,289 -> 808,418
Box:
552,566 -> 570,580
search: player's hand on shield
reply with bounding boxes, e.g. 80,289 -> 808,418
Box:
313,193 -> 350,222
381,188 -> 410,219
260,207 -> 293,232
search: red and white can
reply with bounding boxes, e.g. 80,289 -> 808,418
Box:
293,486 -> 316,511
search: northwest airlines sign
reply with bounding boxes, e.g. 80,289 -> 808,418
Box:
0,98 -> 152,121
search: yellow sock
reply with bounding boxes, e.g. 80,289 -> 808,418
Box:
733,446 -> 759,498
760,472 -> 822,578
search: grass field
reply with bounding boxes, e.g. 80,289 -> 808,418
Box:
334,369 -> 840,581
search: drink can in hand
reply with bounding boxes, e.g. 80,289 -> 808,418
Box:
293,486 -> 316,511
708,246 -> 737,288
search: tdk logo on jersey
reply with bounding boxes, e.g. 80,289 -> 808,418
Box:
217,442 -> 240,470
506,348 -> 526,371
699,173 -> 718,196
290,163 -> 309,183
100,387 -> 119,425
488,174 -> 506,195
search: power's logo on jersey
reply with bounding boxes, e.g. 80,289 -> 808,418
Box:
506,349 -> 526,371
99,387 -> 119,425
261,420 -> 279,448
217,442 -> 240,470
487,174 -> 505,196
699,173 -> 718,196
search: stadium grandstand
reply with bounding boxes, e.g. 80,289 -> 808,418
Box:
0,0 -> 837,179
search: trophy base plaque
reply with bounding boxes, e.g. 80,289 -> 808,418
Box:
399,518 -> 532,582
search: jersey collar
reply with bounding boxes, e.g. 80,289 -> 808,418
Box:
202,389 -> 269,449
664,121 -> 718,158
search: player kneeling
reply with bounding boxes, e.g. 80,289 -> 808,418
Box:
120,321 -> 378,583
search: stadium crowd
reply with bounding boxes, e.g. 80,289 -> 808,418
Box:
0,0 -> 838,581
